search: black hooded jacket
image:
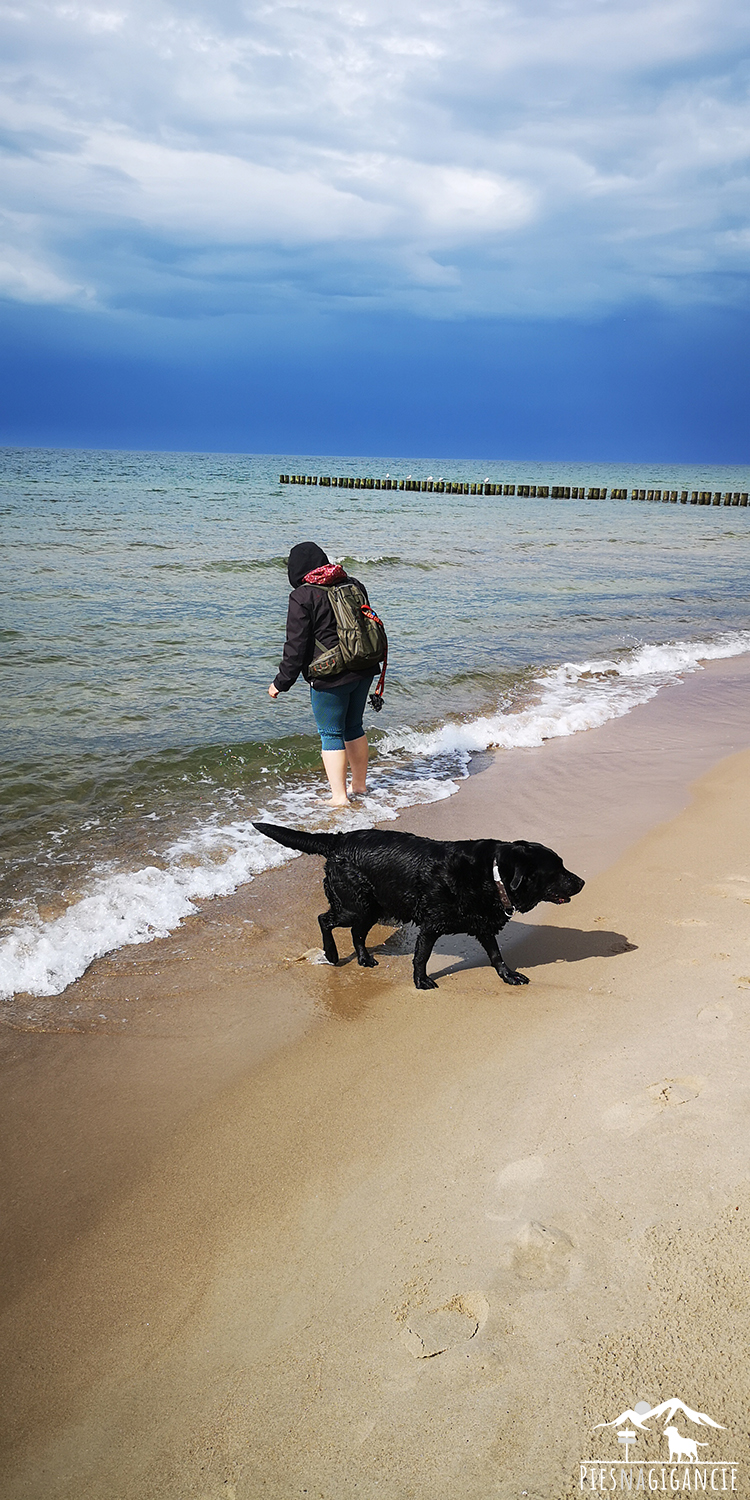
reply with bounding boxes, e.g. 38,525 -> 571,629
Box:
273,542 -> 373,693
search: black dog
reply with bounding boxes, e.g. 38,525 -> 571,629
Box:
253,823 -> 584,990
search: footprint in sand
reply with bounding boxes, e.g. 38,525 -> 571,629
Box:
697,1002 -> 733,1037
487,1156 -> 547,1226
603,1076 -> 703,1133
496,1156 -> 546,1190
707,877 -> 750,906
646,1077 -> 702,1107
508,1221 -> 576,1287
399,1292 -> 489,1358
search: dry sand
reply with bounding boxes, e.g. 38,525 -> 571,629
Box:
1,655 -> 750,1499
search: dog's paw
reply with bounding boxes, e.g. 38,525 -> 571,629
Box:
501,969 -> 529,986
357,953 -> 379,967
414,975 -> 439,990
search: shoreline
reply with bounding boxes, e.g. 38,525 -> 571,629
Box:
4,637 -> 750,1010
2,652 -> 750,1496
4,631 -> 750,1007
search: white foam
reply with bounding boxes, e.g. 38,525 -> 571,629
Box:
0,769 -> 458,1000
0,834 -> 293,1001
380,630 -> 750,759
2,630 -> 749,1001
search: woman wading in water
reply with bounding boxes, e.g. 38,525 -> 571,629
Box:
268,543 -> 377,806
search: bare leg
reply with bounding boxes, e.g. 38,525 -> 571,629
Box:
345,734 -> 368,796
321,748 -> 349,805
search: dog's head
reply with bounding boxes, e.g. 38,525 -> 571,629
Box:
496,839 -> 584,914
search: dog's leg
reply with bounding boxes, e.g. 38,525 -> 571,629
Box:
479,930 -> 529,986
413,927 -> 439,990
351,920 -> 378,968
318,909 -> 340,965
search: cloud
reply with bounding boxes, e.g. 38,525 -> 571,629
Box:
0,0 -> 748,319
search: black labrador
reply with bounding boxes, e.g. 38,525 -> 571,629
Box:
254,823 -> 584,990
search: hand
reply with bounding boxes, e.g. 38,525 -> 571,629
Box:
268,683 -> 280,699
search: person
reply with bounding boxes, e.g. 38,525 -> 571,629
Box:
268,542 -> 376,806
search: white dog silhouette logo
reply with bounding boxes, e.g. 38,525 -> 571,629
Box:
663,1425 -> 709,1462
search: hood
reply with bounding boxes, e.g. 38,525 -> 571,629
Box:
287,542 -> 329,588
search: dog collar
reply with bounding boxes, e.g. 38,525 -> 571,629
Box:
492,862 -> 514,916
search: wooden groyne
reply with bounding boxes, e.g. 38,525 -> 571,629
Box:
279,475 -> 749,506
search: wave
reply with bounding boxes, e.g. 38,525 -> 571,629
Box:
151,556 -> 288,573
2,629 -> 749,1002
337,554 -> 446,570
0,834 -> 291,1002
379,631 -> 750,758
0,767 -> 457,1001
152,553 -> 447,575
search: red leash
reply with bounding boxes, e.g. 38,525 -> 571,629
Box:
361,603 -> 387,710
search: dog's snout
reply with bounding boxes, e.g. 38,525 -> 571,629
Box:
548,869 -> 584,905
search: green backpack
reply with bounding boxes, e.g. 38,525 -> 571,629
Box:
308,582 -> 387,680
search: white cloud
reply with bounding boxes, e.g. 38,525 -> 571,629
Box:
0,210 -> 92,301
0,244 -> 85,301
0,0 -> 748,317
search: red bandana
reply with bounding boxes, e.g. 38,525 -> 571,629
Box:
303,563 -> 347,586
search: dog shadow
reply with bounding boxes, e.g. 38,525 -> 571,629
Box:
378,922 -> 637,981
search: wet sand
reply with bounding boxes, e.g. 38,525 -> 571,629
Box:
1,654 -> 750,1498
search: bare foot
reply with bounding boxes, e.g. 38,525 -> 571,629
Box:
349,786 -> 367,798
323,795 -> 350,807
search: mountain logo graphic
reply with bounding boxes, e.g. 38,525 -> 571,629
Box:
579,1395 -> 738,1484
594,1397 -> 724,1437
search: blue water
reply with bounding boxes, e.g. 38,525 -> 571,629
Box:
2,447 -> 749,1000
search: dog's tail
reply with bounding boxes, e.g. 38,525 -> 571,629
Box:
253,821 -> 338,857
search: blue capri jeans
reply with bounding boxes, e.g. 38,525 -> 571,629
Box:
310,675 -> 374,751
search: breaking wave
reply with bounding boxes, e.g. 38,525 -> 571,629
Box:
2,629 -> 749,1001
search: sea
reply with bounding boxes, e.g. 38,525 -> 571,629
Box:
2,448 -> 750,1003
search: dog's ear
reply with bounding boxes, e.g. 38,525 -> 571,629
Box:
507,843 -> 530,893
494,843 -> 527,894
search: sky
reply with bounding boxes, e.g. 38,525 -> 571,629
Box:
1,0 -> 749,458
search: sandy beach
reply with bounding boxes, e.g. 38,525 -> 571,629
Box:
2,653 -> 750,1499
